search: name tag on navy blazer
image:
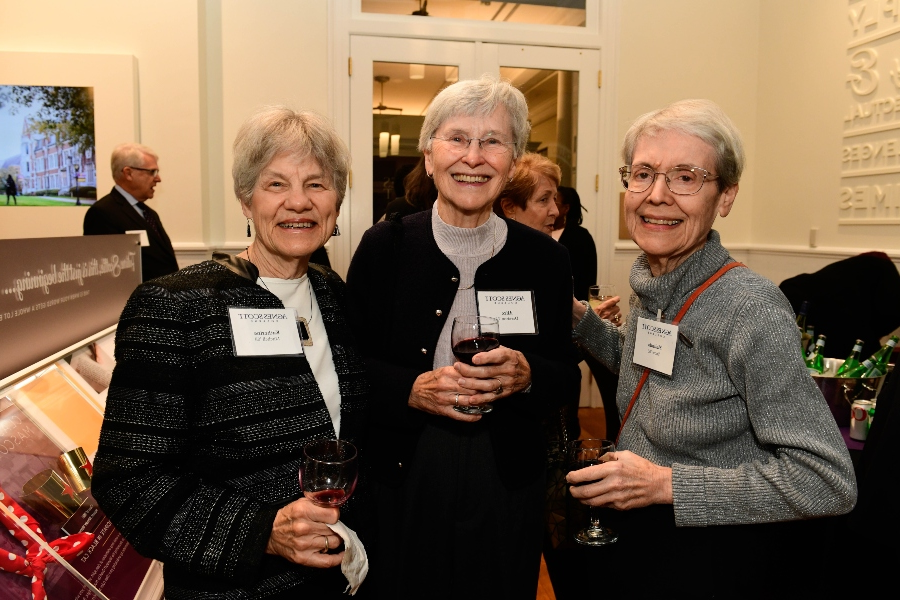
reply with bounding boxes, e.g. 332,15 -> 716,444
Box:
475,290 -> 538,335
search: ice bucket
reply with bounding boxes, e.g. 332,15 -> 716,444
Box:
811,358 -> 890,426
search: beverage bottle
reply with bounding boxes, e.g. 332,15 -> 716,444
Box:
863,335 -> 899,377
795,300 -> 809,330
805,335 -> 826,375
803,325 -> 815,356
835,339 -> 865,376
840,358 -> 875,379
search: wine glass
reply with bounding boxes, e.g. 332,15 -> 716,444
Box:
299,439 -> 358,507
567,438 -> 618,546
589,284 -> 617,310
450,315 -> 500,415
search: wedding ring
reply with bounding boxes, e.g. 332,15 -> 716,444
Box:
492,377 -> 503,394
613,314 -> 621,322
322,536 -> 330,553
454,392 -> 460,407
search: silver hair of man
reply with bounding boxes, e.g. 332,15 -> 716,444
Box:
232,106 -> 351,208
621,99 -> 745,190
110,143 -> 158,180
418,73 -> 531,159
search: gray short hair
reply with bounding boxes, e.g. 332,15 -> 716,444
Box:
418,74 -> 531,159
232,106 -> 350,208
111,143 -> 157,180
621,99 -> 744,189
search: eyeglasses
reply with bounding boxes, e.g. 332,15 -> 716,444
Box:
431,134 -> 513,156
619,165 -> 718,195
128,166 -> 159,177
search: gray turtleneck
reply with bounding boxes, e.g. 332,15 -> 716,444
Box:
572,230 -> 857,526
431,205 -> 508,368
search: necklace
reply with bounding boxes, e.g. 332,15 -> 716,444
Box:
457,217 -> 498,291
247,245 -> 314,346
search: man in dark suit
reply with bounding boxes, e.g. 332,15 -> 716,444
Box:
84,143 -> 179,281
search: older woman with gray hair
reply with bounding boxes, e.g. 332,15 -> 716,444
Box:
347,75 -> 580,597
567,99 -> 856,597
93,106 -> 370,599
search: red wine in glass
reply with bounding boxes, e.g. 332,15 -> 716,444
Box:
299,439 -> 358,508
450,316 -> 500,415
452,336 -> 500,365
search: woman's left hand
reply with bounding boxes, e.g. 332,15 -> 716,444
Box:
454,346 -> 531,409
566,450 -> 673,510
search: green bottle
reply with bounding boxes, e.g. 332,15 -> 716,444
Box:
864,335 -> 898,377
841,358 -> 876,379
803,325 -> 815,356
805,335 -> 826,375
836,339 -> 865,376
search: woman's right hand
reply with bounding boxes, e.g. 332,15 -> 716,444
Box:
408,366 -> 482,422
594,296 -> 622,325
265,498 -> 344,568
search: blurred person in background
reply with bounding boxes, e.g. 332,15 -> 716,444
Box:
379,156 -> 438,221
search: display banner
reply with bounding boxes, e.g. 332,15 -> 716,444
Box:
0,235 -> 141,380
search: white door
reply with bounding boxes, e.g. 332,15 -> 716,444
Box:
339,36 -> 600,277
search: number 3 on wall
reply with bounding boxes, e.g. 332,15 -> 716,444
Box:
848,48 -> 879,96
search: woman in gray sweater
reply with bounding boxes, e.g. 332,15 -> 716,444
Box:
568,99 -> 856,597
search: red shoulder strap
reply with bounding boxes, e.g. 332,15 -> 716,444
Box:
615,262 -> 745,445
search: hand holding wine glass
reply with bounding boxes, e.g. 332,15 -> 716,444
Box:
589,284 -> 622,325
567,438 -> 618,546
451,315 -> 500,415
300,439 -> 358,508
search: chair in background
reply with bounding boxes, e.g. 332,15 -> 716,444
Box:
779,251 -> 900,360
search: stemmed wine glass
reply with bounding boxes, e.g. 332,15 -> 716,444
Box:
299,439 -> 358,507
589,284 -> 617,310
567,438 -> 618,546
450,315 -> 500,415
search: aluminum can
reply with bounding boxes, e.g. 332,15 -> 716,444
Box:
850,400 -> 874,441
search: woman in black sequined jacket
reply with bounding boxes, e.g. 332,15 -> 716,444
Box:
93,107 -> 370,600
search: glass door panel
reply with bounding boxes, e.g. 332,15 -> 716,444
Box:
371,62 -> 458,222
348,36 -> 475,254
499,67 -> 579,188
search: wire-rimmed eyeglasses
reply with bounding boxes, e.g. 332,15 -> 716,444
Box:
129,166 -> 159,177
619,165 -> 718,195
431,134 -> 513,156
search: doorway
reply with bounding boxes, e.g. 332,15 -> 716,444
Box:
346,35 -> 601,261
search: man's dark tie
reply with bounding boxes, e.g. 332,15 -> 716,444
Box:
137,203 -> 162,238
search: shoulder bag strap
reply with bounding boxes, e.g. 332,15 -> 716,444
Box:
615,262 -> 746,445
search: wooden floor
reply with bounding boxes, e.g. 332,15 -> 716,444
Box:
536,406 -> 607,600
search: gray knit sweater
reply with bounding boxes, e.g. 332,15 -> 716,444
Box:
573,231 -> 857,527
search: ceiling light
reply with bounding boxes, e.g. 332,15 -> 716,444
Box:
409,64 -> 425,80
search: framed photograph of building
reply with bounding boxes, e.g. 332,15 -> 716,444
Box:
0,52 -> 137,237
0,85 -> 97,207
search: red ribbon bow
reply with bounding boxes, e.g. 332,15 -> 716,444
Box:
0,485 -> 95,600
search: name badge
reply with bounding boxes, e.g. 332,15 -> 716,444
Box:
126,229 -> 149,247
476,290 -> 537,335
633,317 -> 678,375
228,308 -> 304,356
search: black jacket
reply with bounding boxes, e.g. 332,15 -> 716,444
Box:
346,211 -> 580,488
83,187 -> 179,281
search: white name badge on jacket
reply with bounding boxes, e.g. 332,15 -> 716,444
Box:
633,317 -> 677,375
475,290 -> 538,335
228,308 -> 304,356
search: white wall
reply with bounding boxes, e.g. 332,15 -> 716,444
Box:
0,0 -> 204,259
1,0 -> 897,283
